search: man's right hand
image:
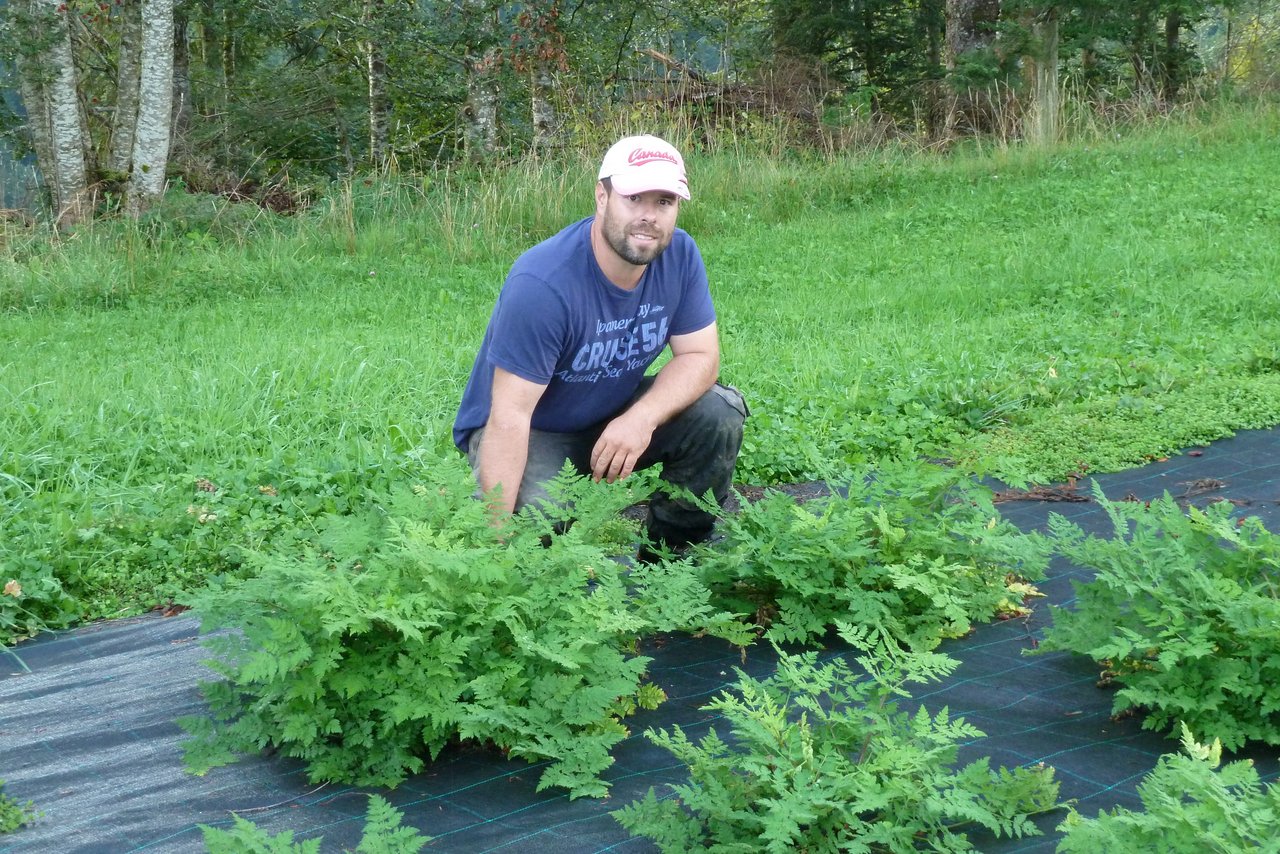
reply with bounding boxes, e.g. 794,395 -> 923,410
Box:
476,367 -> 548,520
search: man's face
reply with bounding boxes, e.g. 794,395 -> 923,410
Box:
595,185 -> 679,267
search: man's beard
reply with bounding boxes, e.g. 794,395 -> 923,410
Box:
600,208 -> 672,267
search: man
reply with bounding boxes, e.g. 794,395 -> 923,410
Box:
453,134 -> 747,556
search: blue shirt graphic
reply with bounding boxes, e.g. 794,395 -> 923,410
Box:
453,216 -> 715,449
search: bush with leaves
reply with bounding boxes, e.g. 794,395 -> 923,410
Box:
182,461 -> 750,798
1037,489 -> 1280,749
201,794 -> 428,853
692,460 -> 1050,646
1056,724 -> 1280,853
614,626 -> 1061,852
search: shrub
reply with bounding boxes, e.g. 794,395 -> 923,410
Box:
181,463 -> 749,798
614,628 -> 1061,852
693,460 -> 1050,646
1056,725 -> 1280,853
1037,489 -> 1280,749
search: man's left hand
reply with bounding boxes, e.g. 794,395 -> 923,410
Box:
590,414 -> 654,482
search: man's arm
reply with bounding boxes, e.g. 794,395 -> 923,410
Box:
590,322 -> 720,483
477,366 -> 548,519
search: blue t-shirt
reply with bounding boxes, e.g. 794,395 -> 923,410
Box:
453,216 -> 715,449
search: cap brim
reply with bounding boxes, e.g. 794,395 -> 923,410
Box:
609,165 -> 691,201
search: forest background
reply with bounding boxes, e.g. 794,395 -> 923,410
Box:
2,0 -> 1279,220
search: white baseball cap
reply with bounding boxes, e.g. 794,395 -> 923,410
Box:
597,135 -> 690,201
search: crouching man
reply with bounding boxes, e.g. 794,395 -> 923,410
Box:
452,134 -> 747,557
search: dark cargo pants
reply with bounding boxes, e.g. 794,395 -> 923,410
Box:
465,378 -> 747,547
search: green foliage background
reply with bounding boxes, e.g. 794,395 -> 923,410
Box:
2,102 -> 1279,643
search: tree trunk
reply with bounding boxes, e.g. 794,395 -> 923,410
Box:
1161,10 -> 1183,103
13,2 -> 57,200
218,6 -> 236,161
1024,7 -> 1060,146
363,0 -> 391,170
945,0 -> 1000,59
35,0 -> 92,225
108,0 -> 142,177
465,55 -> 500,160
463,0 -> 499,160
126,0 -> 175,217
531,62 -> 556,152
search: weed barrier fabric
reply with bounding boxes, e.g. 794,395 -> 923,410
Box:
2,428 -> 1279,853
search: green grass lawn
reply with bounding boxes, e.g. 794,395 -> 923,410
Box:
3,100 -> 1279,639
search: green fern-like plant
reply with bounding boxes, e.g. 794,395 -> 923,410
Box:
0,778 -> 39,834
614,627 -> 1061,852
693,459 -> 1050,646
1037,488 -> 1280,749
182,460 -> 746,798
1056,724 -> 1280,853
201,794 -> 429,852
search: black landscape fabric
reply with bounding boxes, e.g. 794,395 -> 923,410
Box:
3,428 -> 1279,853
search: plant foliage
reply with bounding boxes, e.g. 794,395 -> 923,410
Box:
693,460 -> 1050,646
613,629 -> 1061,852
1037,489 -> 1280,750
181,461 -> 748,798
200,794 -> 429,853
0,779 -> 38,834
1056,724 -> 1280,853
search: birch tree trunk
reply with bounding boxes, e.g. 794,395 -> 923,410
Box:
363,0 -> 390,170
108,0 -> 142,177
126,0 -> 175,217
530,62 -> 556,152
1161,10 -> 1183,103
466,57 -> 500,160
463,0 -> 499,160
13,4 -> 57,200
35,0 -> 91,225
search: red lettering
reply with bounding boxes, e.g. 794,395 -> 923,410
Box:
627,148 -> 678,167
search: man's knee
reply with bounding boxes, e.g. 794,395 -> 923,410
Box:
683,383 -> 748,445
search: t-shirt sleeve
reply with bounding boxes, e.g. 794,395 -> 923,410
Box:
485,273 -> 564,385
669,237 -> 716,336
